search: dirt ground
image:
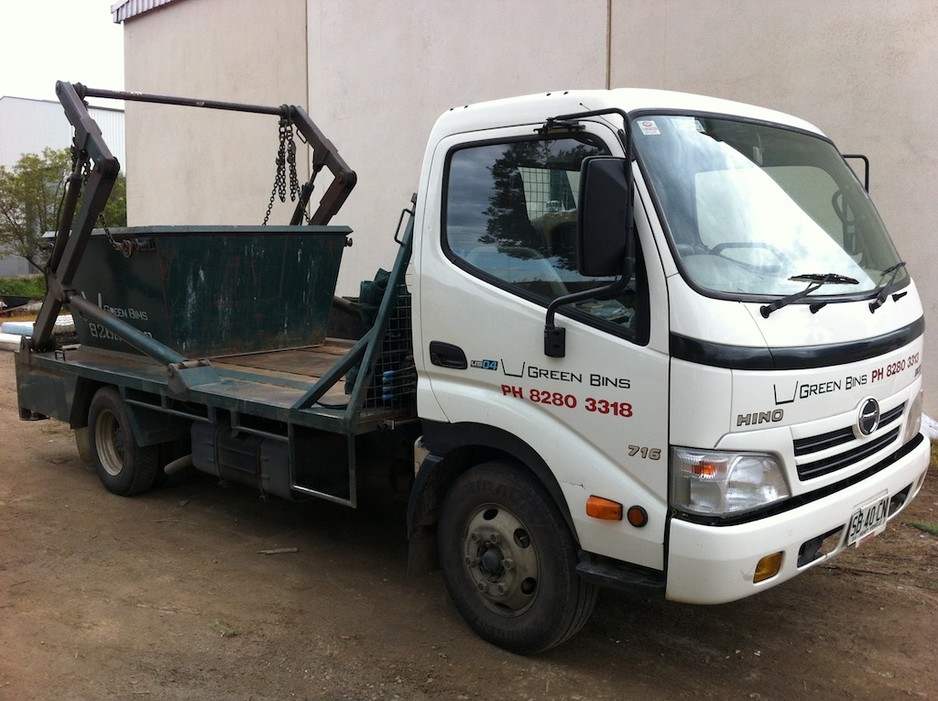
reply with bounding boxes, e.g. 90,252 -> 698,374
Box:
0,350 -> 935,701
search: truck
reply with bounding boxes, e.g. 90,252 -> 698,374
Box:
15,81 -> 930,654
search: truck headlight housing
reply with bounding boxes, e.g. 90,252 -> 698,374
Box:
670,448 -> 790,517
904,388 -> 924,445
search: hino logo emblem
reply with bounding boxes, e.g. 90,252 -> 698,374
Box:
856,397 -> 881,436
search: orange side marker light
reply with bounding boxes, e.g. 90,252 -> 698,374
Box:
586,496 -> 623,521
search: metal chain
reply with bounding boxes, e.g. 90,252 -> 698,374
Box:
263,117 -> 302,226
262,186 -> 278,226
96,209 -> 125,255
286,126 -> 300,202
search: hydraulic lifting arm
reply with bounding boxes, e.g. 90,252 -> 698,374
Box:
30,81 -> 357,354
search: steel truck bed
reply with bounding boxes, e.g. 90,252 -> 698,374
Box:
15,262 -> 417,507
15,82 -> 417,508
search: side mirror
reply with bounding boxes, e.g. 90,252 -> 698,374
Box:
543,157 -> 635,358
577,156 -> 633,277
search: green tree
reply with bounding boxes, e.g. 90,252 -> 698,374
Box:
0,147 -> 126,271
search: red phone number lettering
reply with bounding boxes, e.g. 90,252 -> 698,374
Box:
500,385 -> 633,417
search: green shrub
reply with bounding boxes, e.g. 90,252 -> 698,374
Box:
908,520 -> 938,537
0,274 -> 45,298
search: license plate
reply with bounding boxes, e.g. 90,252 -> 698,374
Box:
846,493 -> 890,547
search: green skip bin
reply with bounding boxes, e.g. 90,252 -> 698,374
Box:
70,225 -> 349,358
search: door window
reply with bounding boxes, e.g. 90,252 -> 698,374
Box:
443,135 -> 647,342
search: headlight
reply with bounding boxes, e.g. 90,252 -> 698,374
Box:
670,448 -> 790,516
904,388 -> 924,445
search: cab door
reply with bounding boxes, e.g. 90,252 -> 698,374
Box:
411,123 -> 671,570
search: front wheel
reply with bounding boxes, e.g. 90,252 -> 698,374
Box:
438,462 -> 597,654
87,387 -> 160,496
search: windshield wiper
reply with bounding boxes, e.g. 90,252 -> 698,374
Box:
760,273 -> 859,318
868,261 -> 907,313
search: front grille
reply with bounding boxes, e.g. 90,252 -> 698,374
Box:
794,403 -> 904,456
794,402 -> 904,481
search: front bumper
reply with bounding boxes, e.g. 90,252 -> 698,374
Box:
665,433 -> 930,604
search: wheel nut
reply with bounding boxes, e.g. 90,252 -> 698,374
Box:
496,583 -> 508,595
477,582 -> 488,592
489,533 -> 500,544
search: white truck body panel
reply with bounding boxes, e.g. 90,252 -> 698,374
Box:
412,88 -> 929,604
667,439 -> 928,602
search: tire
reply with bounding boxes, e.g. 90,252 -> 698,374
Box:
438,461 -> 597,654
87,387 -> 160,496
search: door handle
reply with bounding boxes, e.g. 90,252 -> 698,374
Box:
429,341 -> 468,369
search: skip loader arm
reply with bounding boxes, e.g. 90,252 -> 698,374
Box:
30,81 -> 357,357
32,81 -> 120,353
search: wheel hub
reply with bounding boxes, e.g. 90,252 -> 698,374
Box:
462,505 -> 539,615
479,546 -> 503,576
95,409 -> 125,477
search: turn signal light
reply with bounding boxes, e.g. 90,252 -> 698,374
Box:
753,552 -> 784,583
626,505 -> 648,528
586,496 -> 623,521
691,460 -> 720,478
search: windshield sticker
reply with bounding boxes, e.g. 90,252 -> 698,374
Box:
672,117 -> 700,132
638,119 -> 660,136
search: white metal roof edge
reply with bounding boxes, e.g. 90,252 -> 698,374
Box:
111,0 -> 180,23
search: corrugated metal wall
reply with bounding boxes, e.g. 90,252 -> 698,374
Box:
0,97 -> 126,277
89,105 -> 126,169
0,98 -> 70,167
0,97 -> 125,169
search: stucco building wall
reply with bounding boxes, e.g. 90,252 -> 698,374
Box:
121,0 -> 309,226
118,0 -> 938,413
609,0 -> 938,414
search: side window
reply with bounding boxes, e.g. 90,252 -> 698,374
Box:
444,135 -> 648,342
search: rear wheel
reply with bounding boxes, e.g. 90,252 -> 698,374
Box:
88,387 -> 159,496
438,461 -> 597,654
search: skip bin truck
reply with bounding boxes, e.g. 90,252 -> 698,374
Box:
15,82 -> 930,654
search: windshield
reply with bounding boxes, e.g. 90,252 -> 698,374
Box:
632,115 -> 905,298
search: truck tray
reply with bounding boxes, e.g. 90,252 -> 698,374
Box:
69,225 -> 349,358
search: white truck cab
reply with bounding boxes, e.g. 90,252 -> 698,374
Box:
407,89 -> 929,651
